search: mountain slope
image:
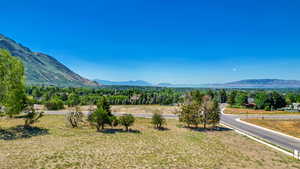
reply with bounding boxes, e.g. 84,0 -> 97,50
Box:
95,79 -> 152,86
0,34 -> 99,87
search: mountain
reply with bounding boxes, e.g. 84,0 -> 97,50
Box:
157,79 -> 300,88
0,34 -> 99,87
222,79 -> 300,88
95,79 -> 152,86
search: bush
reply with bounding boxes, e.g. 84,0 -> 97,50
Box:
24,106 -> 44,127
264,106 -> 271,111
88,108 -> 111,131
119,114 -> 135,131
44,98 -> 64,110
151,113 -> 166,129
65,107 -> 83,128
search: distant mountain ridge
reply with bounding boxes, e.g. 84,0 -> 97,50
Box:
95,79 -> 152,86
223,79 -> 300,88
0,34 -> 99,87
97,79 -> 300,88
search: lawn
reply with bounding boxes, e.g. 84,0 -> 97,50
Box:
0,115 -> 299,169
224,107 -> 296,115
244,119 -> 300,139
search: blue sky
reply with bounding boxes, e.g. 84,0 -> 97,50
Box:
1,0 -> 300,84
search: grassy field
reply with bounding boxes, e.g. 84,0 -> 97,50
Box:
244,119 -> 300,139
224,107 -> 296,115
111,105 -> 178,114
0,115 -> 300,169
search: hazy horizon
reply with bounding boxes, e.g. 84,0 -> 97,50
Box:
2,0 -> 300,84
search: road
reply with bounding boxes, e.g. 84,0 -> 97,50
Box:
45,108 -> 300,152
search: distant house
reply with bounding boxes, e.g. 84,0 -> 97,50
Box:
280,103 -> 300,112
293,103 -> 300,110
245,98 -> 256,108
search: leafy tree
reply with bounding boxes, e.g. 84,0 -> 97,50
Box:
97,97 -> 111,115
235,92 -> 248,106
227,91 -> 237,106
255,92 -> 271,109
0,49 -> 26,117
88,107 -> 111,131
119,114 -> 135,131
44,98 -> 64,110
67,93 -> 80,107
201,95 -> 220,129
270,91 -> 286,109
151,113 -> 166,129
219,89 -> 227,103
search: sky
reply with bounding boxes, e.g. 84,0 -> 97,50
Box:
1,0 -> 300,84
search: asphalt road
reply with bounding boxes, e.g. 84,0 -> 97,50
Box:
45,108 -> 300,152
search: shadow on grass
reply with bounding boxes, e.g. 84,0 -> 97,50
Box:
0,125 -> 49,140
189,126 -> 232,132
153,127 -> 170,131
100,128 -> 141,134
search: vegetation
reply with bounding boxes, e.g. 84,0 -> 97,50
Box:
151,113 -> 166,129
44,98 -> 64,110
65,107 -> 83,128
0,49 -> 27,117
1,115 -> 299,169
119,114 -> 135,131
178,91 -> 220,129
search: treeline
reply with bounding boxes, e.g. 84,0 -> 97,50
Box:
225,90 -> 300,110
25,86 -> 184,108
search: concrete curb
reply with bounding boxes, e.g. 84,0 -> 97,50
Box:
237,118 -> 300,142
220,122 -> 294,158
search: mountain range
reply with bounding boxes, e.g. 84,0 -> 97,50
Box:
96,79 -> 300,88
0,34 -> 99,87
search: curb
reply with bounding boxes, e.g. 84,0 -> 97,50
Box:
220,122 -> 294,158
237,118 -> 300,142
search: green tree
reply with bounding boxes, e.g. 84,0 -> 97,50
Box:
0,49 -> 26,117
255,92 -> 271,109
44,98 -> 64,110
67,93 -> 80,107
235,92 -> 248,106
97,97 -> 111,115
88,107 -> 111,131
151,113 -> 166,129
227,91 -> 237,106
119,114 -> 135,131
270,91 -> 286,109
219,89 -> 227,103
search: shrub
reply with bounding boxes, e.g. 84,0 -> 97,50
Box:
119,114 -> 135,131
88,108 -> 111,131
264,106 -> 271,111
151,113 -> 166,129
24,106 -> 44,127
44,98 -> 64,110
65,107 -> 83,128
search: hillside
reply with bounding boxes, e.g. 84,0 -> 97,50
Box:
0,34 -> 99,87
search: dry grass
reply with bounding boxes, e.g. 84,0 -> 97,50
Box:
244,119 -> 300,139
111,105 -> 178,114
224,107 -> 293,115
0,115 -> 300,169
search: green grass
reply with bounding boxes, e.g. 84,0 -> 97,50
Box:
0,115 -> 299,169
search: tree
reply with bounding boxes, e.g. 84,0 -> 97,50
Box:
255,92 -> 271,109
97,97 -> 111,115
0,49 -> 26,117
151,113 -> 166,129
227,91 -> 237,106
67,93 -> 80,107
270,91 -> 286,109
119,114 -> 135,131
88,107 -> 111,131
44,98 -> 64,110
201,95 -> 220,129
219,89 -> 227,103
235,92 -> 248,106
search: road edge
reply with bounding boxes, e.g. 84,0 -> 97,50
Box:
237,118 -> 300,142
